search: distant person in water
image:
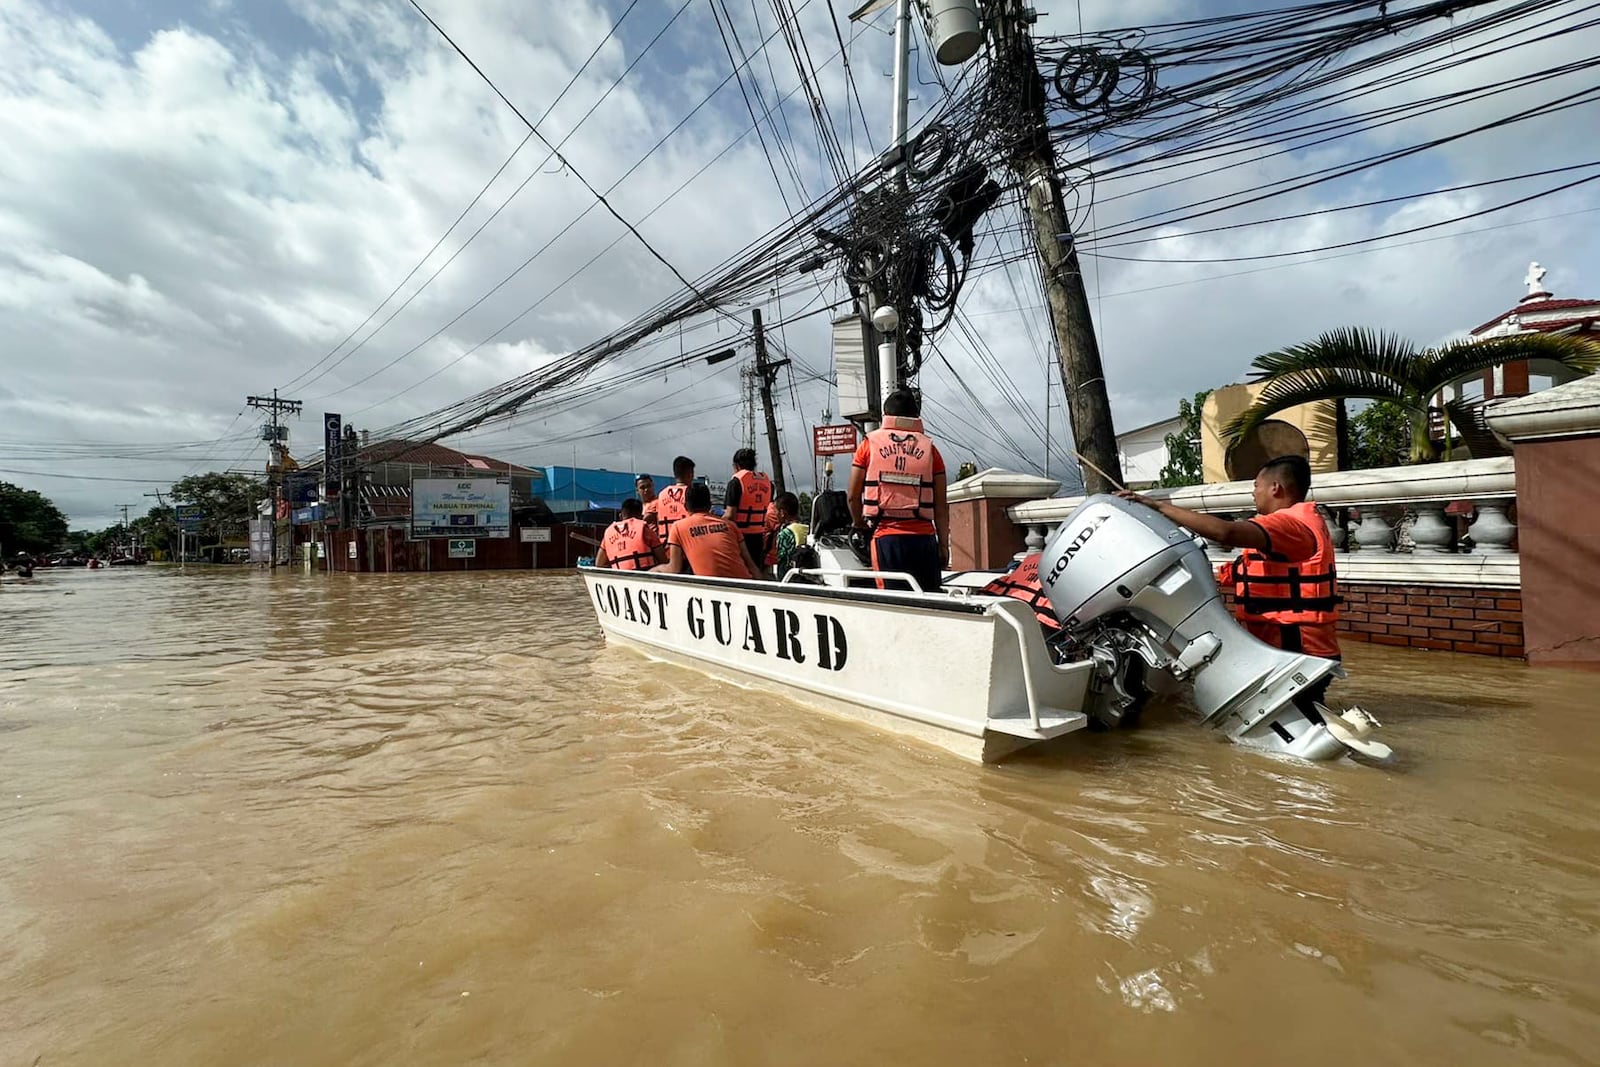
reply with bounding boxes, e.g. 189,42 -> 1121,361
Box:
661,482 -> 759,580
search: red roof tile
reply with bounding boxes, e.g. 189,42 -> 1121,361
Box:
1472,298 -> 1600,335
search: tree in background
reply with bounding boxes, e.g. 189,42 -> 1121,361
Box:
1348,400 -> 1412,470
1227,328 -> 1600,463
0,482 -> 69,556
171,473 -> 266,543
131,504 -> 178,559
1158,390 -> 1211,488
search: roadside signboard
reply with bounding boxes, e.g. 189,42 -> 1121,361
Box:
411,478 -> 511,539
176,504 -> 204,531
813,424 -> 859,456
283,471 -> 319,507
248,519 -> 272,563
520,527 -> 553,543
448,539 -> 476,559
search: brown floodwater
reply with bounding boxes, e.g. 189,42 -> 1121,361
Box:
1,565 -> 1597,1066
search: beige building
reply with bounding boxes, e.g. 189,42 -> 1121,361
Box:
1200,385 -> 1337,483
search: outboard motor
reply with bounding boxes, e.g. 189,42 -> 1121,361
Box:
1038,494 -> 1388,761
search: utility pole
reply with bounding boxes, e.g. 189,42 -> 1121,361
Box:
144,491 -> 169,560
117,503 -> 136,557
246,389 -> 302,566
992,0 -> 1123,493
751,309 -> 790,494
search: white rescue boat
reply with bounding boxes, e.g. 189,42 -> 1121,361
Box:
582,493 -> 1392,764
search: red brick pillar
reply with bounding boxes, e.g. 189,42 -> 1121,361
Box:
946,470 -> 1063,571
1488,381 -> 1600,669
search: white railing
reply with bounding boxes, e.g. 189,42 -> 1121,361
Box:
1005,457 -> 1520,588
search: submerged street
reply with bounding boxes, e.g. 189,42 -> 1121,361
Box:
2,566 -> 1596,1065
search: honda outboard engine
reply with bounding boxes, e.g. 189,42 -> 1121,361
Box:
1038,494 -> 1386,761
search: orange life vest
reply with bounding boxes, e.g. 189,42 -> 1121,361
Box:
862,417 -> 936,524
1227,501 -> 1339,656
601,517 -> 658,571
653,483 -> 689,542
981,553 -> 1061,630
730,469 -> 773,535
762,501 -> 782,566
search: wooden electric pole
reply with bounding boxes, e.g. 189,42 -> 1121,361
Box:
751,309 -> 790,494
993,1 -> 1124,493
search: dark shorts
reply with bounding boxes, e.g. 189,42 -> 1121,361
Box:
742,534 -> 766,574
871,533 -> 942,593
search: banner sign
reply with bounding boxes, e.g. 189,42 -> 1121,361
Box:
284,471 -> 319,507
411,478 -> 511,539
323,413 -> 342,491
520,527 -> 553,543
448,539 -> 476,558
176,504 -> 204,531
248,519 -> 272,563
813,424 -> 859,456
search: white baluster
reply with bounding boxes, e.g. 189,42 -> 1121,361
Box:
1469,499 -> 1517,554
1409,504 -> 1454,554
1352,511 -> 1394,552
1322,508 -> 1347,553
1025,523 -> 1046,553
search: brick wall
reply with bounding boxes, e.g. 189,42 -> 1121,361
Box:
1222,583 -> 1524,658
1338,583 -> 1523,657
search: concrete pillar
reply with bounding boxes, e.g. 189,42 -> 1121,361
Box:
1487,379 -> 1600,668
945,469 -> 1062,570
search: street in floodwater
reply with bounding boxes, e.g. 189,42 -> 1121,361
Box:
1,566 -> 1597,1066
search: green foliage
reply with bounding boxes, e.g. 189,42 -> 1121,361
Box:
132,504 -> 178,558
1227,328 -> 1600,464
1158,390 -> 1211,488
171,473 -> 267,542
956,461 -> 978,481
0,482 -> 69,556
1349,400 -> 1411,470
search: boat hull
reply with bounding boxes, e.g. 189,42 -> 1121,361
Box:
580,566 -> 1094,762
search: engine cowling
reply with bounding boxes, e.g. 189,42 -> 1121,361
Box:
1037,494 -> 1362,761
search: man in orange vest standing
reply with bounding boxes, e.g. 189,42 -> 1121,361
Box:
848,388 -> 950,593
723,447 -> 774,574
660,482 -> 760,579
595,498 -> 667,571
1119,454 -> 1340,706
647,456 -> 695,545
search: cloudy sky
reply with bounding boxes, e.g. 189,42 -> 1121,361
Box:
1,0 -> 1596,527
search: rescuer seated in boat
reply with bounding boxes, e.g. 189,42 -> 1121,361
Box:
847,387 -> 950,593
724,447 -> 774,574
768,492 -> 807,580
634,473 -> 657,522
979,553 -> 1060,634
647,455 -> 695,544
1119,454 -> 1340,710
660,482 -> 761,579
594,498 -> 668,572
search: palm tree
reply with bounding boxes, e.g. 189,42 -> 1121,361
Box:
1225,328 -> 1600,464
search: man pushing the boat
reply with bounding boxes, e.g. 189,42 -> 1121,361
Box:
1118,454 -> 1341,709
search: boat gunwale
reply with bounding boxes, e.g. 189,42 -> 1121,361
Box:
577,564 -> 996,615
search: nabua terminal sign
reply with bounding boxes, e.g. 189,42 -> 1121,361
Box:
411,478 -> 511,539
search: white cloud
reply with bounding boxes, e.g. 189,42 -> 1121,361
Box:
0,0 -> 1596,526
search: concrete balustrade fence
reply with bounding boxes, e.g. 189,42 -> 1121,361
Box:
946,373 -> 1600,669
